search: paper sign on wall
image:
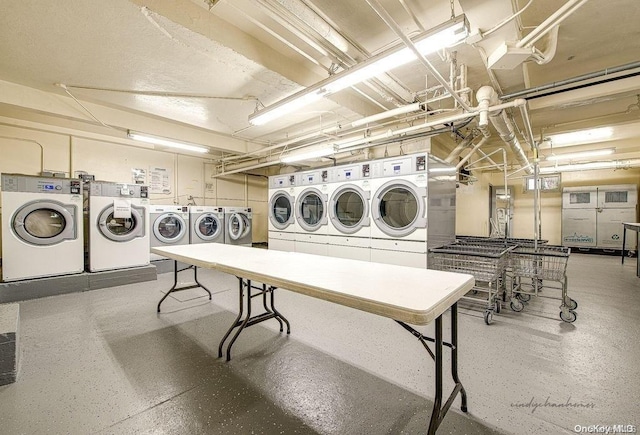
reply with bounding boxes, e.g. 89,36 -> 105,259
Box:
148,166 -> 172,194
132,168 -> 146,185
113,199 -> 132,218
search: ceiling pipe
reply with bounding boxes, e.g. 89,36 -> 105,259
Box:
364,0 -> 474,112
456,137 -> 489,169
501,60 -> 640,100
445,133 -> 476,163
477,86 -> 533,174
516,0 -> 591,48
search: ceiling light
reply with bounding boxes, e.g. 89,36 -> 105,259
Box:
539,159 -> 640,173
127,131 -> 209,153
249,15 -> 468,126
547,127 -> 613,147
280,146 -> 335,163
546,148 -> 615,161
351,102 -> 423,127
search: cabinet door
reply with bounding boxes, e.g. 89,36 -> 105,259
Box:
562,208 -> 597,247
597,208 -> 637,249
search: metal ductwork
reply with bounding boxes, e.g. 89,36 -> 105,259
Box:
476,86 -> 533,174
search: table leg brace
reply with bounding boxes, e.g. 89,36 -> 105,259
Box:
157,261 -> 212,313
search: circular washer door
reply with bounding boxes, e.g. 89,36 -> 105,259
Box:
329,184 -> 370,234
12,200 -> 76,246
194,213 -> 222,241
228,213 -> 249,241
269,191 -> 295,230
98,205 -> 145,242
372,180 -> 426,237
296,187 -> 328,232
153,213 -> 187,244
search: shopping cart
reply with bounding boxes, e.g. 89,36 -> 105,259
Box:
429,244 -> 515,325
508,245 -> 577,322
456,236 -> 549,248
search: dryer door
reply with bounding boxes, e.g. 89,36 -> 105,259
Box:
329,184 -> 370,234
194,213 -> 222,241
12,200 -> 77,246
296,187 -> 328,232
98,205 -> 146,242
227,213 -> 246,241
269,191 -> 295,230
153,213 -> 187,244
372,180 -> 426,237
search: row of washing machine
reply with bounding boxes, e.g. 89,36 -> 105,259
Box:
267,152 -> 456,268
0,173 -> 252,282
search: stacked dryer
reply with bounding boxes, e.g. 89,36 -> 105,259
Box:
189,206 -> 225,244
268,174 -> 297,251
149,205 -> 190,260
294,169 -> 330,256
1,174 -> 84,281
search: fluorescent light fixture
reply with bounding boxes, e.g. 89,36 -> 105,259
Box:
539,159 -> 640,173
429,167 -> 457,173
127,131 -> 209,153
548,127 -> 613,147
249,15 -> 468,126
546,148 -> 615,161
351,102 -> 423,127
280,146 -> 335,163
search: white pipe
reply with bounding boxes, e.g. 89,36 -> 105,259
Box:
532,26 -> 559,65
456,137 -> 489,169
351,102 -> 422,127
517,0 -> 590,48
0,135 -> 45,173
445,134 -> 475,163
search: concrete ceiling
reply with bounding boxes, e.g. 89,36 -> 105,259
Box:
0,0 -> 639,173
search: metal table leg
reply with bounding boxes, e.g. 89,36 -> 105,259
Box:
218,277 -> 291,361
396,302 -> 467,434
622,225 -> 627,264
157,261 -> 212,313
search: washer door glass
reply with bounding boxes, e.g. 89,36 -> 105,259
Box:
154,213 -> 186,243
296,188 -> 327,232
228,213 -> 248,240
196,214 -> 221,240
106,213 -> 137,235
333,189 -> 370,234
98,205 -> 145,242
12,201 -> 76,246
269,192 -> 294,230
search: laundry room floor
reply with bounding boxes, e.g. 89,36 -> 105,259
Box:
0,253 -> 638,434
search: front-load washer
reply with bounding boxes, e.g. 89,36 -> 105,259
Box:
294,169 -> 330,256
189,206 -> 224,244
87,181 -> 150,272
224,206 -> 252,246
1,173 -> 84,281
326,162 -> 372,261
150,205 -> 190,261
268,174 -> 297,252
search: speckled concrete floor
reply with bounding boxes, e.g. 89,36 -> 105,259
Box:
0,253 -> 638,434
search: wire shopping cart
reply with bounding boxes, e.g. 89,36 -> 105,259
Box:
456,236 -> 549,247
508,245 -> 577,323
429,243 -> 515,325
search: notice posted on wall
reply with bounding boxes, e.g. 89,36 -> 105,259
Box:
132,168 -> 146,185
148,166 -> 172,194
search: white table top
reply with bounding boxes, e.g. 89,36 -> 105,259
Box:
152,244 -> 474,325
623,223 -> 640,230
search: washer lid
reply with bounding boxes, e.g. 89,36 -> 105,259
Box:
329,184 -> 370,234
194,213 -> 222,241
12,200 -> 77,246
295,187 -> 328,232
372,179 -> 426,237
98,205 -> 146,242
269,190 -> 295,230
228,213 -> 250,240
153,212 -> 187,244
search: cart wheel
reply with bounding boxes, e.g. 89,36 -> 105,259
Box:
495,301 -> 502,313
510,300 -> 524,312
484,310 -> 493,325
472,290 -> 478,295
560,310 -> 577,323
567,298 -> 578,310
517,293 -> 531,302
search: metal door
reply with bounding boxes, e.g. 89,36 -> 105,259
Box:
153,213 -> 186,244
269,191 -> 295,230
597,208 -> 637,249
372,180 -> 426,237
562,208 -> 597,247
329,184 -> 370,234
12,200 -> 77,245
194,213 -> 222,241
296,188 -> 328,232
98,205 -> 145,242
228,213 -> 250,241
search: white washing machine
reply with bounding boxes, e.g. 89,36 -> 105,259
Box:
369,154 -> 429,268
189,206 -> 225,244
268,174 -> 297,252
326,162 -> 372,261
294,169 -> 330,256
87,181 -> 150,272
150,205 -> 190,261
224,206 -> 252,246
1,173 -> 84,281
